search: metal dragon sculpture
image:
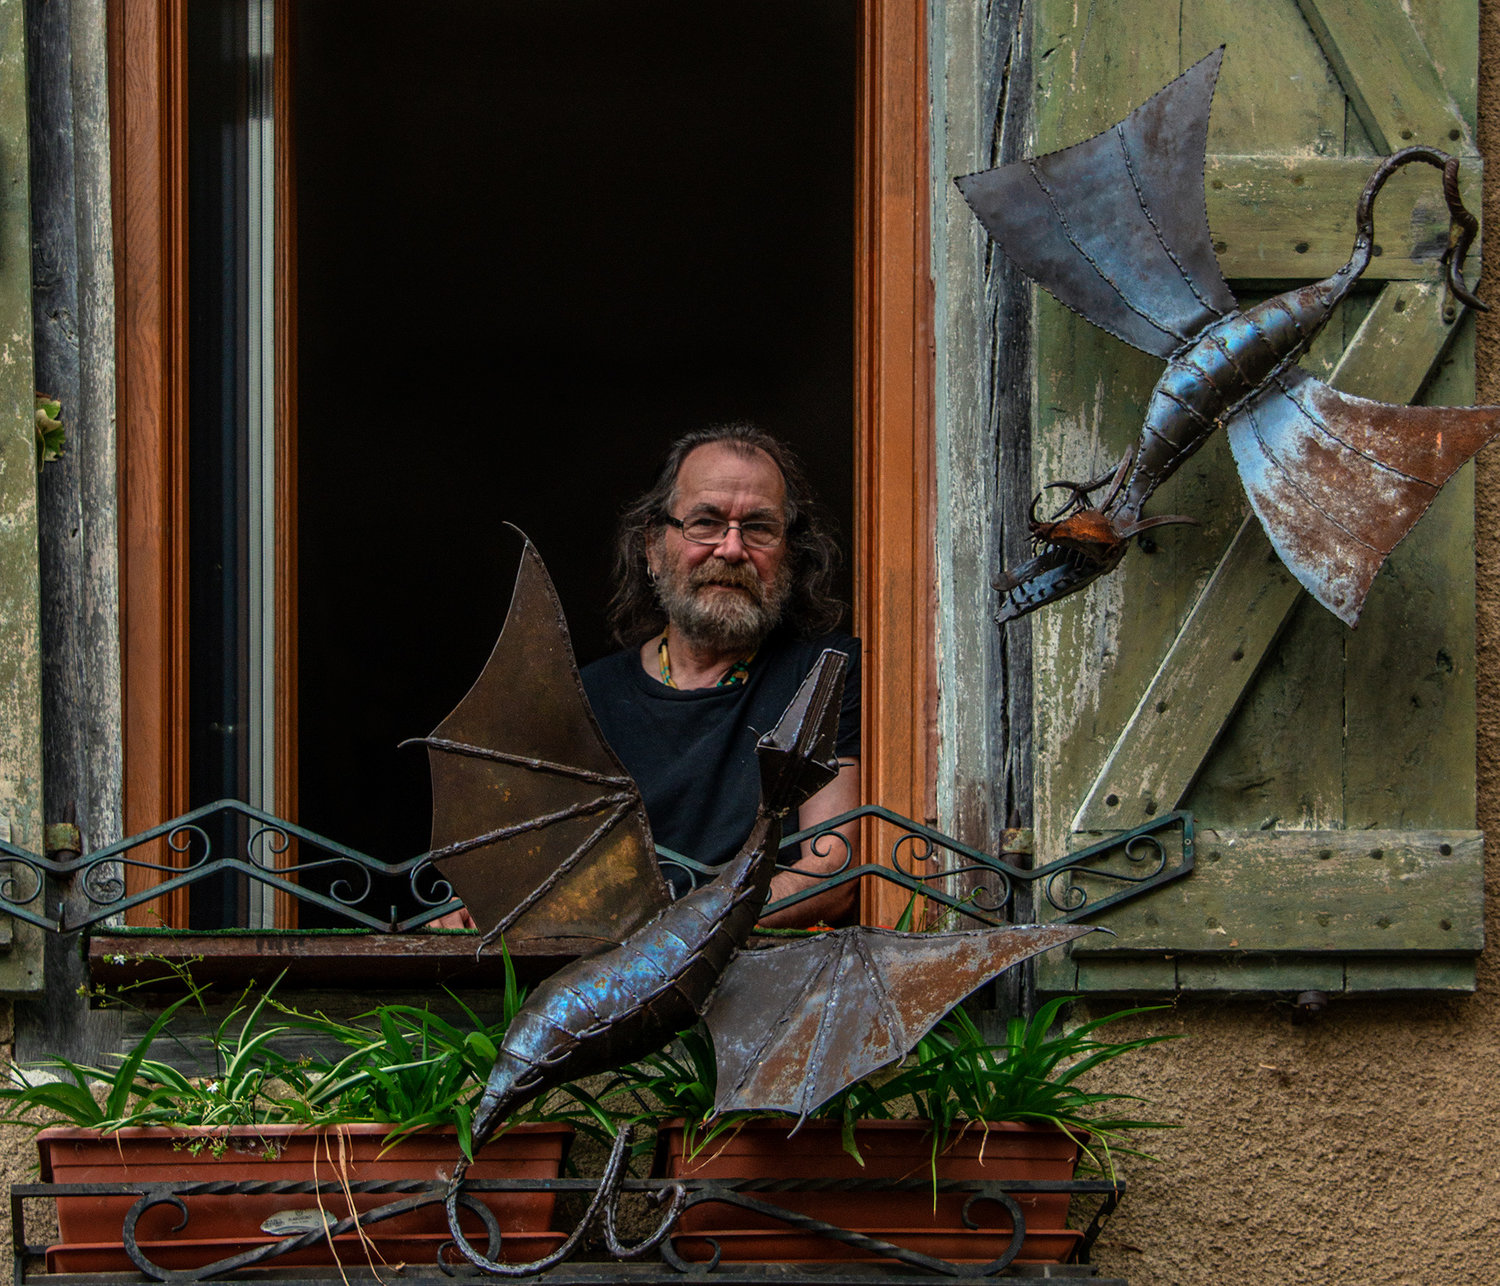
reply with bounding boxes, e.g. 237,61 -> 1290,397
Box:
416,541 -> 1095,1273
956,47 -> 1500,627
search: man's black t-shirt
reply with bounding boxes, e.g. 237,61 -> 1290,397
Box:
580,631 -> 861,896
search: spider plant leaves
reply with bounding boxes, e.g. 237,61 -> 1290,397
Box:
501,936 -> 522,1026
464,1030 -> 499,1067
104,991 -> 198,1122
547,1080 -> 616,1144
0,1061 -> 111,1128
0,947 -> 588,1148
453,1100 -> 476,1162
611,998 -> 1179,1182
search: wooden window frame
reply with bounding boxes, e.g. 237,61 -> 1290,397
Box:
111,0 -> 933,931
853,0 -> 936,928
112,0 -> 299,925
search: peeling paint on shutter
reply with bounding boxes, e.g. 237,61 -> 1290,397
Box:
1025,0 -> 1484,995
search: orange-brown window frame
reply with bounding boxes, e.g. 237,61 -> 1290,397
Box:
112,0 -> 299,924
111,0 -> 932,930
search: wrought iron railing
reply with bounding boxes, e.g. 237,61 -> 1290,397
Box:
11,1172 -> 1126,1284
3,804 -> 1161,1284
0,800 -> 1192,935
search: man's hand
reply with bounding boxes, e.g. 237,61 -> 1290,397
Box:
431,906 -> 476,930
759,760 -> 860,928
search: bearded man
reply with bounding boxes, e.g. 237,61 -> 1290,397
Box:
581,424 -> 859,928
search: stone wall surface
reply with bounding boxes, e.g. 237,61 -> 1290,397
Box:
0,1120 -> 32,1271
1089,10 -> 1500,1283
0,1003 -> 39,1267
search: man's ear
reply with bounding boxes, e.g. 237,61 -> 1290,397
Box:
645,532 -> 663,582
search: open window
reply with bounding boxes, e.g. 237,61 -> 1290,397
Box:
113,0 -> 935,935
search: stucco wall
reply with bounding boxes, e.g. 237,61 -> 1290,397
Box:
1087,10 -> 1500,1283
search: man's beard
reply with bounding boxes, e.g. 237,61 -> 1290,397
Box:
656,557 -> 790,652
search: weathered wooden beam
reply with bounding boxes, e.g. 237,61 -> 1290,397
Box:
15,0 -> 121,1048
30,0 -> 122,866
1069,828 -> 1483,955
1073,519 -> 1300,831
933,0 -> 1035,947
87,931 -> 575,991
1073,279 -> 1466,831
0,0 -> 44,996
68,0 -> 123,856
1063,953 -> 1477,995
1295,0 -> 1474,152
1205,154 -> 1482,280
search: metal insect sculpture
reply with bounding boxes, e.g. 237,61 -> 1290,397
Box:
415,540 -> 1096,1273
956,47 -> 1500,627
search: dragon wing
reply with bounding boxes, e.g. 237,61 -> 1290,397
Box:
704,923 -> 1098,1122
420,538 -> 672,951
1228,368 -> 1500,626
954,47 -> 1236,359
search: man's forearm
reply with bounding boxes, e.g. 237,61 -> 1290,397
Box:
758,761 -> 860,928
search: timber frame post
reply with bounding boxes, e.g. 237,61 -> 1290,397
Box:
0,0 -> 44,995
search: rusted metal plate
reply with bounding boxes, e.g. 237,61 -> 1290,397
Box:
1230,369 -> 1500,624
422,540 -> 670,950
956,49 -> 1235,360
705,923 -> 1097,1121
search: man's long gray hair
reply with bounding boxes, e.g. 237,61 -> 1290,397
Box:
606,424 -> 846,648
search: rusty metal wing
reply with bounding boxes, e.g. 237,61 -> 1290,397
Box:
420,539 -> 671,950
704,923 -> 1099,1121
954,47 -> 1236,359
1228,368 -> 1500,626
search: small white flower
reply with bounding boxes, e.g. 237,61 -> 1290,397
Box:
204,1081 -> 221,1093
107,954 -> 128,965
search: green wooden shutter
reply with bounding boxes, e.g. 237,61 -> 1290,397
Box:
1027,0 -> 1485,996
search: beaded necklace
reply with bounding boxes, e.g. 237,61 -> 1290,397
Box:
657,628 -> 754,689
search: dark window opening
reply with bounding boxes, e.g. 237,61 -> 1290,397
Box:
188,0 -> 857,924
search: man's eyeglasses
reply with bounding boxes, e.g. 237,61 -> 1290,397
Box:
662,514 -> 786,550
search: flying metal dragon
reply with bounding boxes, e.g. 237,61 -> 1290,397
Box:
417,540 -> 1095,1273
956,47 -> 1500,628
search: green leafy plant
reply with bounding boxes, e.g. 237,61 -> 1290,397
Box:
1,965 -> 312,1150
35,393 -> 64,468
269,963 -> 612,1159
827,996 -> 1180,1176
619,996 -> 1179,1179
0,991 -> 201,1134
0,951 -> 590,1159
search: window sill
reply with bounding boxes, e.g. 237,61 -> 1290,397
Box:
86,929 -> 590,992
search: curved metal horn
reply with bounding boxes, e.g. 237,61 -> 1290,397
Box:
443,1126 -> 639,1276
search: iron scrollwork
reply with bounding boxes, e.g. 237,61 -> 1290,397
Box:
1035,812 -> 1196,923
0,799 -> 1192,935
11,1170 -> 1123,1284
757,806 -> 1193,926
0,800 -> 469,935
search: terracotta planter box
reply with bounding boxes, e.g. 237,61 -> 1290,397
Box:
45,1233 -> 569,1274
659,1119 -> 1083,1265
38,1122 -> 570,1272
